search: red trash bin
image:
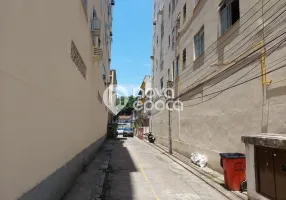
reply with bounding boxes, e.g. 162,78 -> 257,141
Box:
219,153 -> 246,191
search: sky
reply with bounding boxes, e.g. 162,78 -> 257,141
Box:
111,0 -> 153,96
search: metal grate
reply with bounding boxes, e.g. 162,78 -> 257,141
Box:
71,40 -> 87,79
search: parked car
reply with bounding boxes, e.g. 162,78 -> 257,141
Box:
117,127 -> 124,135
123,128 -> 134,137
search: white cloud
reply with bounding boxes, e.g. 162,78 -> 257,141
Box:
118,84 -> 141,96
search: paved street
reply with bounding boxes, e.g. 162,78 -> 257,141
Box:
102,137 -> 230,200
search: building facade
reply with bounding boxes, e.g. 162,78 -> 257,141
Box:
0,0 -> 115,200
151,0 -> 286,172
138,76 -> 152,132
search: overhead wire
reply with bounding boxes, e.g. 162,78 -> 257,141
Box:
181,52 -> 286,103
181,36 -> 286,106
177,0 -> 283,81
177,1 -> 286,90
151,0 -> 286,113
154,0 -> 278,83
183,63 -> 286,107
175,20 -> 286,100
177,25 -> 286,98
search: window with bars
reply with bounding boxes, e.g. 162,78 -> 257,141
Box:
194,26 -> 204,59
182,48 -> 186,69
183,3 -> 187,23
219,0 -> 240,35
176,55 -> 180,76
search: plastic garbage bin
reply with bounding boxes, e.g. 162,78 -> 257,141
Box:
219,153 -> 246,191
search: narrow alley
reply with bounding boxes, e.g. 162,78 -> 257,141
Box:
64,137 -> 241,200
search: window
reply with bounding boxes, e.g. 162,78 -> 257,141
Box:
98,38 -> 101,47
169,3 -> 171,17
194,26 -> 204,59
161,20 -> 164,38
172,28 -> 175,50
176,14 -> 181,29
172,0 -> 175,13
160,61 -> 164,71
157,36 -> 158,45
168,68 -> 170,80
183,3 -> 187,23
220,0 -> 240,35
176,55 -> 180,76
160,77 -> 164,89
172,61 -> 175,80
182,48 -> 186,69
168,35 -> 171,47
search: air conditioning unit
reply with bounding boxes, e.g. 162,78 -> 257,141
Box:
90,17 -> 101,36
93,46 -> 102,61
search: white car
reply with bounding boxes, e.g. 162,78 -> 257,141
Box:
117,128 -> 124,135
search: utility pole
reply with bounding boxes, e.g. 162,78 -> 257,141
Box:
167,81 -> 173,155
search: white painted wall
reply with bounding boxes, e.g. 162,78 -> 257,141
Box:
0,0 -> 113,199
152,0 -> 286,172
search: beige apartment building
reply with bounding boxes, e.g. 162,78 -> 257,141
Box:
151,0 -> 286,172
0,0 -> 116,200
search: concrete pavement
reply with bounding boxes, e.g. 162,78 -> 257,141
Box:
101,137 -> 231,200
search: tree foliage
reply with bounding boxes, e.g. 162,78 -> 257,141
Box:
116,96 -> 138,116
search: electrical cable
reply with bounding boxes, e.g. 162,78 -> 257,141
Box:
154,0 -> 280,83
177,3 -> 286,88
183,62 -> 286,107
181,55 -> 286,103
178,28 -> 286,96
176,30 -> 286,100
176,0 -> 283,81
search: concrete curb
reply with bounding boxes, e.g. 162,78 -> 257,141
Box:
138,138 -> 247,200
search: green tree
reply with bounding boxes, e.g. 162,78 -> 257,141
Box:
117,96 -> 138,116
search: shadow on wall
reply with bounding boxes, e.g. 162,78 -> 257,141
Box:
18,135 -> 107,200
267,85 -> 286,99
102,138 -> 137,200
